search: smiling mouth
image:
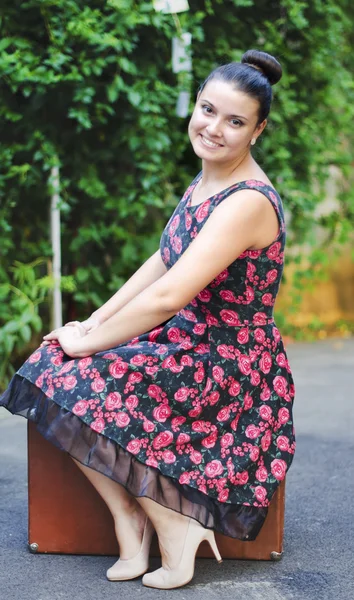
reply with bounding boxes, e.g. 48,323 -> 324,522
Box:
199,134 -> 223,148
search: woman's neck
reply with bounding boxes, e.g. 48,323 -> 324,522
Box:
200,152 -> 255,188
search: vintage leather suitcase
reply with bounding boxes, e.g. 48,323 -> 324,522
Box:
28,421 -> 285,560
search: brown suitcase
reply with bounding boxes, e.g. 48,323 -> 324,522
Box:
27,421 -> 285,560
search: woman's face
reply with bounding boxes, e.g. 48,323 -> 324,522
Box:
188,78 -> 266,164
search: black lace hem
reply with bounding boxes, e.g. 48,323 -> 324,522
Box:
0,374 -> 268,541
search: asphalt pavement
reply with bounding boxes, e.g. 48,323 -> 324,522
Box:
0,338 -> 353,600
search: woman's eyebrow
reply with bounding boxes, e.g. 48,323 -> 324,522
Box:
200,99 -> 249,122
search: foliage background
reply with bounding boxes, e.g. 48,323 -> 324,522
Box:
1,0 -> 353,387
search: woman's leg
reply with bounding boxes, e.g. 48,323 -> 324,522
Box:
136,497 -> 189,569
72,458 -> 147,559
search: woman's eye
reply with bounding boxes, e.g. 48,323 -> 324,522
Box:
202,105 -> 213,114
231,119 -> 242,126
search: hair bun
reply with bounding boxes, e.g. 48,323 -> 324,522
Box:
241,49 -> 282,86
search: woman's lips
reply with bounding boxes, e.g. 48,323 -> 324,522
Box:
199,134 -> 223,149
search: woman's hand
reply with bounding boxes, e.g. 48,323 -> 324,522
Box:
56,325 -> 87,357
42,315 -> 101,346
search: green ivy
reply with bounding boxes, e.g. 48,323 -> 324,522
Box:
0,0 -> 353,388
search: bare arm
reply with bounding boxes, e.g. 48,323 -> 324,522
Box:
54,189 -> 278,357
91,249 -> 167,324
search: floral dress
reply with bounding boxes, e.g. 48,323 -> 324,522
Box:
0,172 -> 295,541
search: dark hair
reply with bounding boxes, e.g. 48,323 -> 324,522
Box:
198,49 -> 282,125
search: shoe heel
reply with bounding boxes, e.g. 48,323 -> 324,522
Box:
206,531 -> 223,564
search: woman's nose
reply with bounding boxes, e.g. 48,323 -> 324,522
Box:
206,119 -> 223,137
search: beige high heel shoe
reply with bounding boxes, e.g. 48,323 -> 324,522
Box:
106,518 -> 154,581
142,518 -> 222,589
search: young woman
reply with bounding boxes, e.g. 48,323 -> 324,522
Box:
0,49 -> 295,590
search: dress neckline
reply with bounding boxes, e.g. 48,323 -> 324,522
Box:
186,171 -> 278,210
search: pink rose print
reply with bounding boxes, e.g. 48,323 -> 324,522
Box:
217,407 -> 231,422
63,375 -> 77,391
115,412 -> 130,427
259,351 -> 272,374
212,365 -> 224,383
78,357 -> 92,370
163,247 -> 170,263
266,269 -> 278,284
250,446 -> 260,462
244,392 -> 253,410
125,395 -> 139,410
277,435 -> 290,451
208,391 -> 220,405
244,286 -> 255,303
105,392 -> 122,410
217,344 -> 231,358
273,375 -> 288,397
29,351 -> 42,364
220,290 -> 236,302
261,430 -> 272,452
220,433 -> 234,448
148,326 -> 163,342
218,489 -> 229,502
102,352 -> 118,360
126,439 -> 141,454
271,458 -> 287,481
177,433 -> 190,445
190,450 -> 202,465
153,404 -> 172,422
109,360 -> 128,379
171,416 -> 186,428
276,353 -> 287,367
91,377 -> 106,393
266,241 -> 281,260
174,387 -> 190,402
228,380 -> 241,397
254,486 -> 267,502
147,384 -> 162,399
272,327 -> 281,342
162,450 -> 176,464
245,424 -> 260,439
128,372 -> 143,383
72,400 -> 89,416
262,293 -> 274,306
256,466 -> 268,482
246,262 -> 257,278
171,236 -> 182,254
259,404 -> 272,421
143,420 -> 155,433
153,430 -> 173,450
90,418 -> 105,433
195,199 -> 211,222
193,323 -> 206,335
250,370 -> 261,386
260,385 -> 271,401
237,328 -> 249,344
220,309 -> 241,326
252,312 -> 267,326
201,433 -> 217,448
254,328 -> 266,344
180,354 -> 194,366
169,214 -> 180,236
179,472 -> 191,485
238,354 -> 251,376
278,407 -> 290,424
51,355 -> 63,367
185,212 -> 192,231
198,289 -> 212,302
130,354 -> 147,366
205,460 -> 223,478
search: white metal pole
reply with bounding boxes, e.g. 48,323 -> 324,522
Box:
50,164 -> 62,329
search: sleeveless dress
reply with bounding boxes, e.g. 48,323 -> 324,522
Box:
0,172 -> 296,541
